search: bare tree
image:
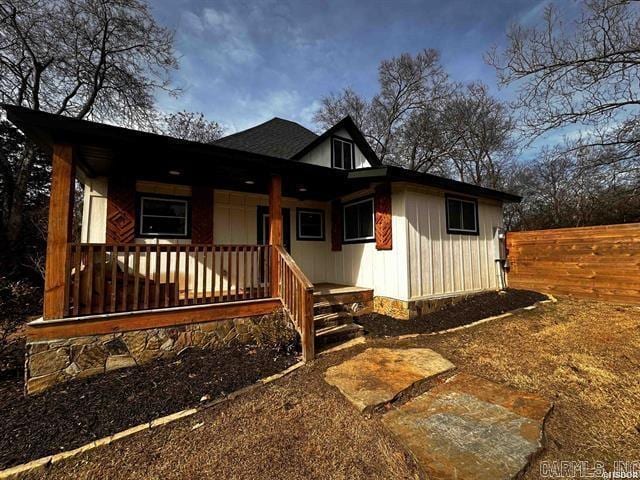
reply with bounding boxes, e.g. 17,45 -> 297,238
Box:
315,51 -> 516,188
487,0 -> 640,169
163,110 -> 225,144
0,0 -> 178,250
314,49 -> 454,165
444,83 -> 516,188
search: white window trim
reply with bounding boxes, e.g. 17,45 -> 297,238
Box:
332,137 -> 355,170
139,196 -> 189,237
446,197 -> 478,234
297,209 -> 324,240
343,197 -> 375,242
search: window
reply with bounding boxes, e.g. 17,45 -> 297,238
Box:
446,196 -> 478,234
332,137 -> 354,170
296,208 -> 324,240
343,197 -> 374,242
139,196 -> 190,237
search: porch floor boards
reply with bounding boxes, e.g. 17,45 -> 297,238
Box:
313,283 -> 372,296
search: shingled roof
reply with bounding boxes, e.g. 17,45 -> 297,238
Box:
214,117 -> 318,159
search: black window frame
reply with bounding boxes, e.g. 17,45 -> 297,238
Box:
136,193 -> 192,239
342,196 -> 375,244
445,194 -> 479,236
296,208 -> 325,241
331,136 -> 355,170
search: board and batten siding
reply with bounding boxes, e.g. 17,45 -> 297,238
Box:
80,176 -> 108,243
327,187 -> 410,300
298,128 -> 371,169
404,186 -> 503,300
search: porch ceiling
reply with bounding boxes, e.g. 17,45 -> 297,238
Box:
3,104 -> 372,200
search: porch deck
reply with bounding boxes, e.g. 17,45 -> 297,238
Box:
313,283 -> 373,296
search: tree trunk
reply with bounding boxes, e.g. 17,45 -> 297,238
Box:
5,146 -> 36,252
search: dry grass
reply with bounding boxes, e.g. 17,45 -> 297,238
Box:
29,298 -> 640,479
401,298 -> 640,478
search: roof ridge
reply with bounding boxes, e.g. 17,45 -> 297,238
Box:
215,117 -> 317,144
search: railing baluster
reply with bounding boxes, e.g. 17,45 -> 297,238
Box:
154,244 -> 161,308
234,246 -> 240,301
226,245 -> 232,300
84,245 -> 94,315
174,245 -> 181,307
121,245 -> 129,312
210,245 -> 216,303
202,246 -> 209,303
193,245 -> 200,304
97,245 -> 105,314
133,245 -> 140,310
110,245 -> 118,313
217,246 -> 224,303
144,246 -> 150,310
164,245 -> 171,307
184,244 -> 190,305
63,244 -> 72,317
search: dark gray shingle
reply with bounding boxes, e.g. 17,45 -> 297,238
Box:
214,117 -> 317,159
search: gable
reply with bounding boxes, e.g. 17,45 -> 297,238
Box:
296,129 -> 372,169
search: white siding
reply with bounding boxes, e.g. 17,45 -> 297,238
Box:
79,179 -> 504,303
80,177 -> 108,243
298,128 -> 370,169
404,186 -> 503,299
326,187 -> 410,300
214,190 -> 332,283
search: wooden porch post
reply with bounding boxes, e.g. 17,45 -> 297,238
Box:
43,144 -> 75,320
269,174 -> 282,297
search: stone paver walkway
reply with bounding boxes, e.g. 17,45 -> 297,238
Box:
324,348 -> 455,413
382,373 -> 552,480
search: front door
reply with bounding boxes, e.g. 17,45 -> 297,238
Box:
257,206 -> 291,252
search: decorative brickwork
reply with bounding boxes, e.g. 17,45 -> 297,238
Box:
191,186 -> 213,243
106,177 -> 136,243
374,183 -> 392,250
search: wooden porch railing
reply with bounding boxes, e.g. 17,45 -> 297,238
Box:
274,245 -> 315,361
65,243 -> 272,317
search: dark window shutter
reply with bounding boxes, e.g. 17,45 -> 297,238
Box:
106,177 -> 136,244
375,183 -> 392,250
331,200 -> 342,251
191,186 -> 213,243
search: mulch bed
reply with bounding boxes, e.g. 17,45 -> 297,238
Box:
0,343 -> 297,470
357,288 -> 548,338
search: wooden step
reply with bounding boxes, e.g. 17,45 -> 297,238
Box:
313,311 -> 352,329
315,323 -> 364,347
313,300 -> 353,316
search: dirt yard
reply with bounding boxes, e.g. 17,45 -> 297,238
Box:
25,298 -> 640,479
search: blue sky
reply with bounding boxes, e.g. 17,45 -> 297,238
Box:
151,0 -> 555,135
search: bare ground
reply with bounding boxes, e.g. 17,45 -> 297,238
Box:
27,298 -> 640,479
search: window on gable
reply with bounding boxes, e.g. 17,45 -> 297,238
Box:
446,196 -> 478,234
343,197 -> 374,242
139,196 -> 190,237
332,137 -> 354,170
296,209 -> 324,240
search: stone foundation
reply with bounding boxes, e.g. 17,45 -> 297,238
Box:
374,291 -> 497,320
25,308 -> 296,395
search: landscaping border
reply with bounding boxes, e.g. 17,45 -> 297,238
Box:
0,360 -> 305,480
395,293 -> 557,340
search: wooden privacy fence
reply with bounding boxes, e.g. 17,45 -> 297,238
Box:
66,243 -> 272,317
507,223 -> 640,304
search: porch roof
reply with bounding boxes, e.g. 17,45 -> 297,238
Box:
3,104 -> 521,203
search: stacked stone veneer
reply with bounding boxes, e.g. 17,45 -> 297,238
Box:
374,291 -> 495,320
26,308 -> 296,395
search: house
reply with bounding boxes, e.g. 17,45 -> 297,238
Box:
3,105 -> 520,394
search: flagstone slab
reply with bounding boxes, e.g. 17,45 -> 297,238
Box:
382,373 -> 552,480
324,348 -> 455,412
